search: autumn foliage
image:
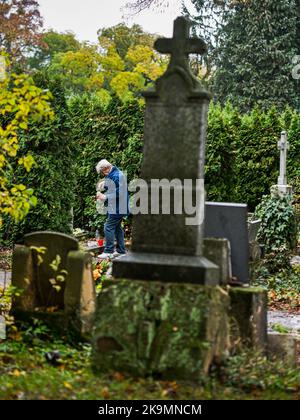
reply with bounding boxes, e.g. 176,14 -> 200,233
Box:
0,0 -> 43,65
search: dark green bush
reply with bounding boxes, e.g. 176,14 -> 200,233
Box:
68,95 -> 144,232
206,104 -> 300,211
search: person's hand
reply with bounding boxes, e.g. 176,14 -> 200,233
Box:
97,192 -> 107,202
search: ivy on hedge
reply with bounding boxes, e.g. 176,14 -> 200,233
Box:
255,194 -> 298,253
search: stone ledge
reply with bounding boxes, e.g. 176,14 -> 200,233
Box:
268,332 -> 298,367
112,252 -> 219,285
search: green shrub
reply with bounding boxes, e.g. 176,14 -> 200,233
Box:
0,72 -> 77,244
255,194 -> 298,253
2,85 -> 300,240
205,102 -> 238,202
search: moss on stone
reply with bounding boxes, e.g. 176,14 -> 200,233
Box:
92,279 -> 230,380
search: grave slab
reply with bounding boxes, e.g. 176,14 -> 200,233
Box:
204,202 -> 249,283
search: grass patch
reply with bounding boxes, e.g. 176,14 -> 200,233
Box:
0,329 -> 299,400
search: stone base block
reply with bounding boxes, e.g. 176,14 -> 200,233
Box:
268,332 -> 298,367
11,247 -> 96,340
92,279 -> 230,380
271,184 -> 293,197
112,252 -> 219,285
229,287 -> 268,352
203,238 -> 231,285
10,309 -> 87,342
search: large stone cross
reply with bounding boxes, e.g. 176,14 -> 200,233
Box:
154,16 -> 207,72
277,131 -> 290,185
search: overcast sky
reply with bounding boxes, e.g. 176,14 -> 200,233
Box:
37,0 -> 186,42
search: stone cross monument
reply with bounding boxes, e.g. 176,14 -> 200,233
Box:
113,16 -> 219,284
272,131 -> 292,195
277,131 -> 289,185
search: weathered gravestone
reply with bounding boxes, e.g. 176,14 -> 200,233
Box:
92,17 -> 267,380
11,231 -> 96,338
113,16 -> 218,285
203,237 -> 232,285
248,219 -> 261,243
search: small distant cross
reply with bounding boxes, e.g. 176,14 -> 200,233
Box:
277,131 -> 290,185
154,16 -> 207,71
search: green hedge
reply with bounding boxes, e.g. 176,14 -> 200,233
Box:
70,97 -> 300,231
68,95 -> 144,232
2,92 -> 299,243
206,103 -> 300,210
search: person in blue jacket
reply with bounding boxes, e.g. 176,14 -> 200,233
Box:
96,159 -> 129,259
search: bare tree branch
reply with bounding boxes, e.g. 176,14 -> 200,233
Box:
124,0 -> 170,16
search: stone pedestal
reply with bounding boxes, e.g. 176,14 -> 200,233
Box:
271,184 -> 293,197
92,281 -> 269,379
229,287 -> 268,352
268,332 -> 298,367
92,279 -> 230,379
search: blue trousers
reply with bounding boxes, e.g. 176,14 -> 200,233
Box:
104,214 -> 126,254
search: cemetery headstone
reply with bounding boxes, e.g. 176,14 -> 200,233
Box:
204,202 -> 249,284
203,238 -> 232,285
11,231 -> 96,338
248,218 -> 263,262
113,16 -> 218,285
248,219 -> 261,243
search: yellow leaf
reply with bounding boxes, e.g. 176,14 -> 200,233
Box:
11,369 -> 21,377
63,381 -> 73,390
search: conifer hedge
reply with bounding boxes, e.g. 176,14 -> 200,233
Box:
2,94 -> 299,242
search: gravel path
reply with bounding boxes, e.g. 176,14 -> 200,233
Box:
268,310 -> 300,335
